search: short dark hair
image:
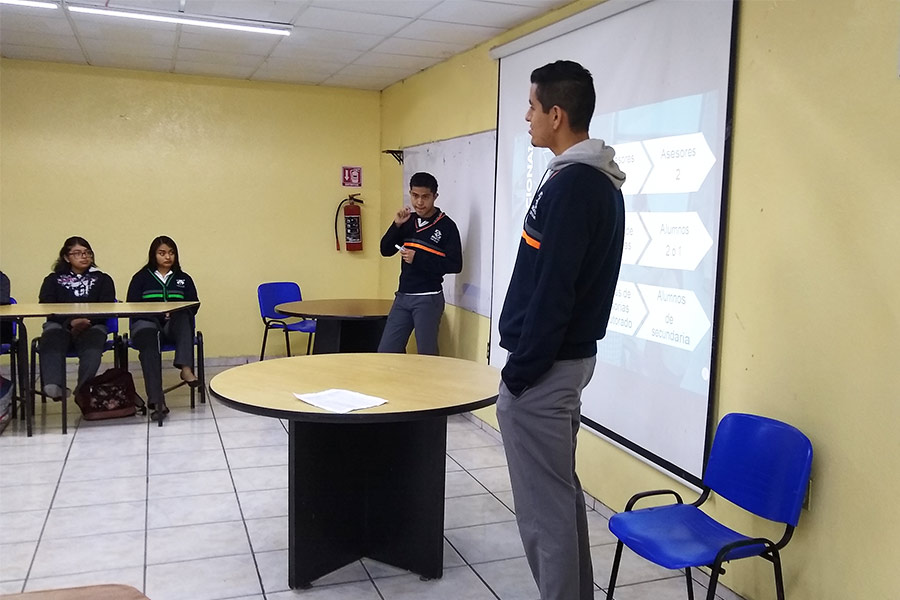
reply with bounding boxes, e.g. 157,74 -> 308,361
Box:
409,172 -> 438,194
53,236 -> 97,273
145,235 -> 182,272
530,60 -> 596,133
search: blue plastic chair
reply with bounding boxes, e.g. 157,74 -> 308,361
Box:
257,282 -> 316,360
606,413 -> 813,600
30,313 -> 123,434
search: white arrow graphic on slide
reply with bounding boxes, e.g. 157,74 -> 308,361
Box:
621,212 -> 649,266
640,133 -> 716,194
635,284 -> 710,351
607,280 -> 647,336
611,141 -> 651,196
637,212 -> 713,271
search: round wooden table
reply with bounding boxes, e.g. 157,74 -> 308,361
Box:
209,353 -> 500,588
275,298 -> 395,354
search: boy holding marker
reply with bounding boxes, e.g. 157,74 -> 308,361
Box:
378,172 -> 462,355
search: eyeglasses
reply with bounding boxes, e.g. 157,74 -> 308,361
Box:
68,250 -> 93,258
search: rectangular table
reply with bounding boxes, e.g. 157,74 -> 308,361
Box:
0,301 -> 199,436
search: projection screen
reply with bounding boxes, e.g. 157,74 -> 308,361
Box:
490,0 -> 737,483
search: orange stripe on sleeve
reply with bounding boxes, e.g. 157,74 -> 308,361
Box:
522,230 -> 541,249
405,243 -> 446,257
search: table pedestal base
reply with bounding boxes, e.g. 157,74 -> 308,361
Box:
288,417 -> 447,588
312,319 -> 386,354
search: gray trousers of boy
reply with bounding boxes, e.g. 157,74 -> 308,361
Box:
496,356 -> 597,600
130,312 -> 193,405
377,292 -> 444,355
39,321 -> 108,394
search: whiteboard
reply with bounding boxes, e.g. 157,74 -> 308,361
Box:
402,131 -> 496,316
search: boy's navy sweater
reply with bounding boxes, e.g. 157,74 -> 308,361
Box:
380,208 -> 463,293
499,142 -> 626,397
126,268 -> 199,325
39,269 -> 116,327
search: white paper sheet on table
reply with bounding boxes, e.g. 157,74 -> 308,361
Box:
294,389 -> 388,413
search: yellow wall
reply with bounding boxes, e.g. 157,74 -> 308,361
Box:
381,0 -> 900,598
0,61 -> 384,358
2,0 -> 899,596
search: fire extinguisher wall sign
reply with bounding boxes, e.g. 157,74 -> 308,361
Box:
335,193 -> 364,252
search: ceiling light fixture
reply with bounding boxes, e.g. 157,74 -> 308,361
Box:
0,0 -> 58,8
66,3 -> 292,36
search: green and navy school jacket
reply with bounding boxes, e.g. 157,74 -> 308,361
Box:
126,268 -> 199,325
379,208 -> 463,294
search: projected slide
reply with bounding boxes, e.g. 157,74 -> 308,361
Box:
492,0 -> 735,482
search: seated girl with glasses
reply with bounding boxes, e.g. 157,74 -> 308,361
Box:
126,235 -> 200,422
38,236 -> 116,400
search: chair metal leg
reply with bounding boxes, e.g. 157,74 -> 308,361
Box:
772,551 -> 786,600
197,332 -> 206,404
284,328 -> 292,357
705,563 -> 723,600
685,567 -> 695,600
260,326 -> 270,361
606,541 -> 625,599
306,332 -> 313,355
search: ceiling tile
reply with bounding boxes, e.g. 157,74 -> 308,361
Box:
0,43 -> 87,64
281,26 -> 384,52
177,47 -> 265,67
70,12 -> 179,41
371,36 -> 468,59
174,59 -> 256,78
309,0 -> 439,19
178,29 -> 281,54
352,51 -> 439,71
294,6 -> 411,36
262,55 -> 345,76
90,53 -> 173,71
81,38 -> 174,60
421,0 -> 543,28
0,30 -> 80,50
185,0 -> 307,23
0,9 -> 73,36
394,19 -> 503,45
269,42 -> 361,64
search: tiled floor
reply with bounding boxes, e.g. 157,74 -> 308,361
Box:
0,365 -> 744,600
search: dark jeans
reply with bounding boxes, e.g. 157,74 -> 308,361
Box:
39,321 -> 108,393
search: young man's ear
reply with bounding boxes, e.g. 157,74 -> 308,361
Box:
550,105 -> 563,130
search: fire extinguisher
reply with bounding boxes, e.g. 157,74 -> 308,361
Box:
334,193 -> 364,251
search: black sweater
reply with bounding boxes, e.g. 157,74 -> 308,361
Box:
498,163 -> 625,396
39,269 -> 117,326
126,268 -> 199,325
380,209 -> 463,293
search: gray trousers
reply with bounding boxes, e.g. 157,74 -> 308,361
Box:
130,312 -> 193,405
377,292 -> 444,355
496,356 -> 597,600
39,321 -> 109,393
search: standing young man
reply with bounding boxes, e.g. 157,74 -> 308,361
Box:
378,171 -> 462,355
497,60 -> 626,600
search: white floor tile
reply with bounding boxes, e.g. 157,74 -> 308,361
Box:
0,540 -> 37,581
0,484 -> 57,514
445,470 -> 489,498
236,488 -> 288,520
0,461 -> 64,487
0,509 -> 47,544
30,530 -> 145,579
23,566 -> 144,594
146,520 -> 250,564
267,580 -> 381,600
148,469 -> 234,499
225,445 -> 288,469
147,492 -> 242,529
447,445 -> 507,470
43,501 -> 145,539
61,456 -> 146,482
231,464 -> 288,492
53,476 -> 146,508
245,515 -> 288,552
444,493 -> 516,530
472,556 -> 540,600
145,553 -> 262,600
373,565 -> 496,599
149,448 -> 227,475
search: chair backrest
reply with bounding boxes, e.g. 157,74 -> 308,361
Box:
257,282 -> 302,320
704,413 -> 813,527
